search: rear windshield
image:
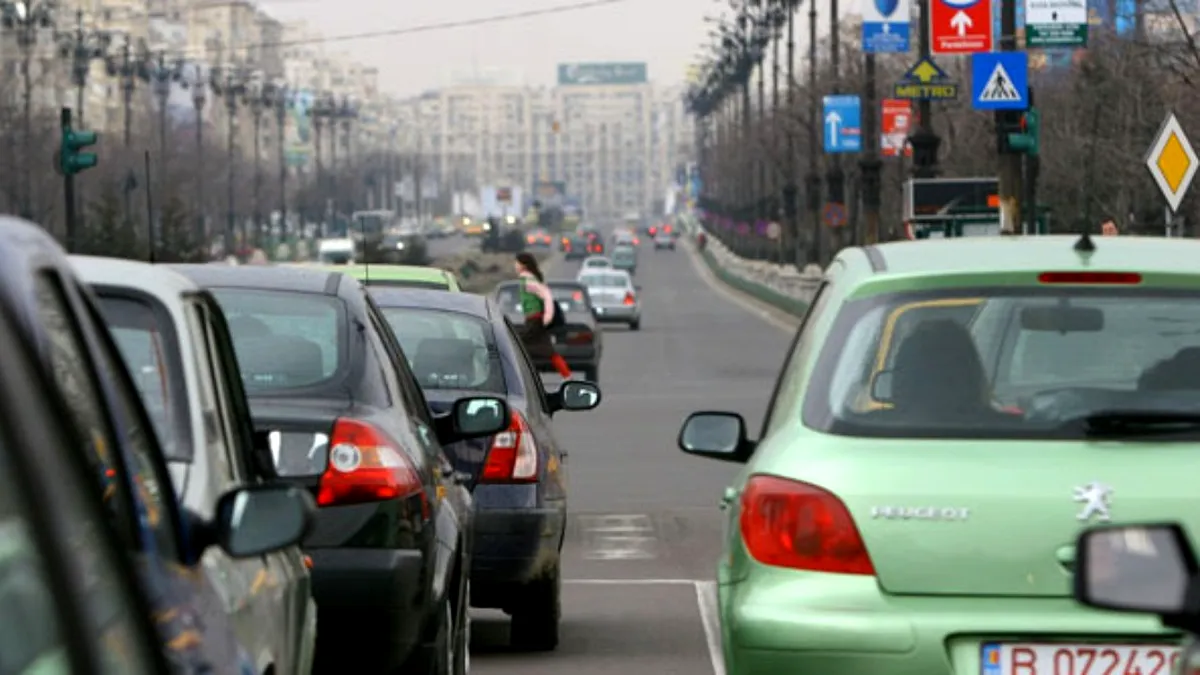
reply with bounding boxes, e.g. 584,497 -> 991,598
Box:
548,285 -> 591,312
211,289 -> 347,393
804,287 -> 1200,439
612,249 -> 636,262
96,295 -> 191,461
584,259 -> 611,268
580,273 -> 627,288
381,308 -> 504,394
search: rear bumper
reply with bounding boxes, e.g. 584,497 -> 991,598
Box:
594,306 -> 639,322
309,548 -> 428,671
471,505 -> 564,590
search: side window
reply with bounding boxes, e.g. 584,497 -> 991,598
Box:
504,319 -> 550,412
186,302 -> 236,485
760,282 -> 836,438
31,273 -> 139,550
81,295 -> 181,561
196,300 -> 255,482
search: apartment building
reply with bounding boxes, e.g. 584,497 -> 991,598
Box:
392,62 -> 693,220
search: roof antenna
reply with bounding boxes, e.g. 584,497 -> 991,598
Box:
144,150 -> 156,263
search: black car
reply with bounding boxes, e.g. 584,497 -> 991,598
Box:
173,264 -> 510,674
369,288 -> 601,650
494,280 -> 603,381
561,234 -> 589,260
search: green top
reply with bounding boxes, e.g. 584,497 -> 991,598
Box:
317,264 -> 461,291
519,276 -> 545,316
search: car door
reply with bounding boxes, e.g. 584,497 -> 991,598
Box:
197,290 -> 314,674
502,319 -> 568,502
188,295 -> 286,672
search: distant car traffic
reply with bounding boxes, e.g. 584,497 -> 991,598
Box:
581,255 -> 613,271
526,229 -> 554,248
676,234 -> 1200,675
653,231 -> 676,250
368,288 -> 602,651
611,245 -> 638,276
561,234 -> 590,260
576,269 -> 640,331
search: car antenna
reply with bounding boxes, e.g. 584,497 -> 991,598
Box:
1073,230 -> 1096,262
143,150 -> 155,264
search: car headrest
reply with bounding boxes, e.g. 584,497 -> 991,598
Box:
234,335 -> 326,388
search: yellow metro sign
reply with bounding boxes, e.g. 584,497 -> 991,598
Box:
1145,111 -> 1199,213
893,57 -> 958,101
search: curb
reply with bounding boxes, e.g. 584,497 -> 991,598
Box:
696,243 -> 810,317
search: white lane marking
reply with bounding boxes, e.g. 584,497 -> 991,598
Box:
684,241 -> 797,333
565,578 -> 701,585
695,580 -> 726,675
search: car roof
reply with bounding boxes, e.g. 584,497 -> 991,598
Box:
862,235 -> 1198,277
321,264 -> 454,283
70,256 -> 201,301
369,287 -> 493,319
579,268 -> 631,279
170,263 -> 343,295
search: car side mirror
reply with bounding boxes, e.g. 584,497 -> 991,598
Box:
678,411 -> 755,463
440,396 -> 510,442
212,485 -> 315,558
1075,523 -> 1198,616
548,380 -> 601,414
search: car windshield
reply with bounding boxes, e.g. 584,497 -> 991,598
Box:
381,308 -> 504,393
804,286 -> 1200,439
211,289 -> 346,393
581,273 -> 628,288
96,295 -> 190,461
549,285 -> 591,312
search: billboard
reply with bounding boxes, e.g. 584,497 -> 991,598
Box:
533,180 -> 567,207
557,62 -> 648,86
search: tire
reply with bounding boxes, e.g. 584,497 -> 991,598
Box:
419,599 -> 453,675
454,582 -> 470,675
509,565 -> 560,651
629,319 -> 640,331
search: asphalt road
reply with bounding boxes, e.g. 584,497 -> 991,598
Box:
469,239 -> 795,674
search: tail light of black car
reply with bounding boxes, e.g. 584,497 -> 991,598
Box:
317,418 -> 430,517
565,329 -> 593,345
480,412 -> 538,483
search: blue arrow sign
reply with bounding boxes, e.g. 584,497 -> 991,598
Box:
823,95 -> 862,154
971,52 -> 1028,110
862,0 -> 912,52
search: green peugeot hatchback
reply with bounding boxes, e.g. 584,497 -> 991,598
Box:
324,263 -> 461,291
679,234 -> 1195,675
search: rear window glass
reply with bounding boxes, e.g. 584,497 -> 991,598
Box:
580,273 -> 627,288
211,289 -> 346,392
381,308 -> 504,394
96,295 -> 190,461
583,259 -> 611,268
612,249 -> 636,262
548,285 -> 591,312
804,287 -> 1200,439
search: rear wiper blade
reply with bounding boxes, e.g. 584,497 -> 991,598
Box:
1074,410 -> 1200,435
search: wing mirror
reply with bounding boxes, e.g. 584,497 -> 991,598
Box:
434,396 -> 510,444
677,411 -> 755,463
547,380 -> 601,414
1075,523 -> 1198,617
189,485 -> 316,560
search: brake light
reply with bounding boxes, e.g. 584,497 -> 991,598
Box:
481,412 -> 538,483
664,225 -> 672,233
317,419 -> 428,517
566,330 -> 593,345
1037,271 -> 1141,284
572,291 -> 584,302
739,475 -> 874,575
649,227 -> 657,236
633,237 -> 640,245
623,291 -> 635,306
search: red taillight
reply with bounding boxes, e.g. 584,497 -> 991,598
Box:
566,330 -> 593,345
572,291 -> 584,302
317,419 -> 428,517
739,475 -> 875,575
480,412 -> 538,483
649,227 -> 657,236
664,225 -> 672,233
623,291 -> 635,306
1037,271 -> 1142,284
633,237 -> 640,245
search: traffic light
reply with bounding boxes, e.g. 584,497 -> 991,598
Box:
997,108 -> 1040,156
60,122 -> 98,175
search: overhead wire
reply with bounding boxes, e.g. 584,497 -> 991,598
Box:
171,0 -> 631,60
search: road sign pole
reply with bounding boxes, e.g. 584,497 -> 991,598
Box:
997,0 -> 1024,234
910,0 -> 941,178
61,108 -> 78,253
825,0 -> 843,261
861,54 -> 882,244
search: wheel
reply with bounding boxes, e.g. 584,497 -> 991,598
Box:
629,319 -> 640,331
583,366 -> 598,382
419,599 -> 453,675
509,565 -> 560,651
454,582 -> 470,675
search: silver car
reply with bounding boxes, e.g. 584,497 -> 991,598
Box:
577,269 -> 641,330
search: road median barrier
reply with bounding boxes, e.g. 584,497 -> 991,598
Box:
693,233 -> 819,317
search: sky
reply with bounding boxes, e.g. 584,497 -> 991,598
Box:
257,0 -> 713,96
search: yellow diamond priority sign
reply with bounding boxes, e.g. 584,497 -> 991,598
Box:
1145,111 -> 1198,213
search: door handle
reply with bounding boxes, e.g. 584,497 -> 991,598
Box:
719,487 -> 738,510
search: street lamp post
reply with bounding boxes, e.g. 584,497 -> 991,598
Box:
58,9 -> 110,127
145,52 -> 182,182
271,82 -> 292,240
211,64 -> 247,257
333,96 -> 358,216
106,36 -> 149,147
308,92 -> 334,237
247,77 -> 274,248
179,63 -> 207,247
1,0 -> 57,218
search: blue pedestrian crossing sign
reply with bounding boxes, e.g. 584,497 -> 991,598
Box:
971,52 -> 1028,110
822,95 -> 862,153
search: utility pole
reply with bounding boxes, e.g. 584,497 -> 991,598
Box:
783,0 -> 798,264
190,65 -> 207,248
274,85 -> 289,239
756,24 -> 767,258
150,51 -> 174,237
997,0 -> 1022,233
825,0 -> 843,258
2,0 -> 56,218
910,0 -> 941,178
861,52 -> 882,244
771,7 -> 781,260
805,0 -> 821,264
